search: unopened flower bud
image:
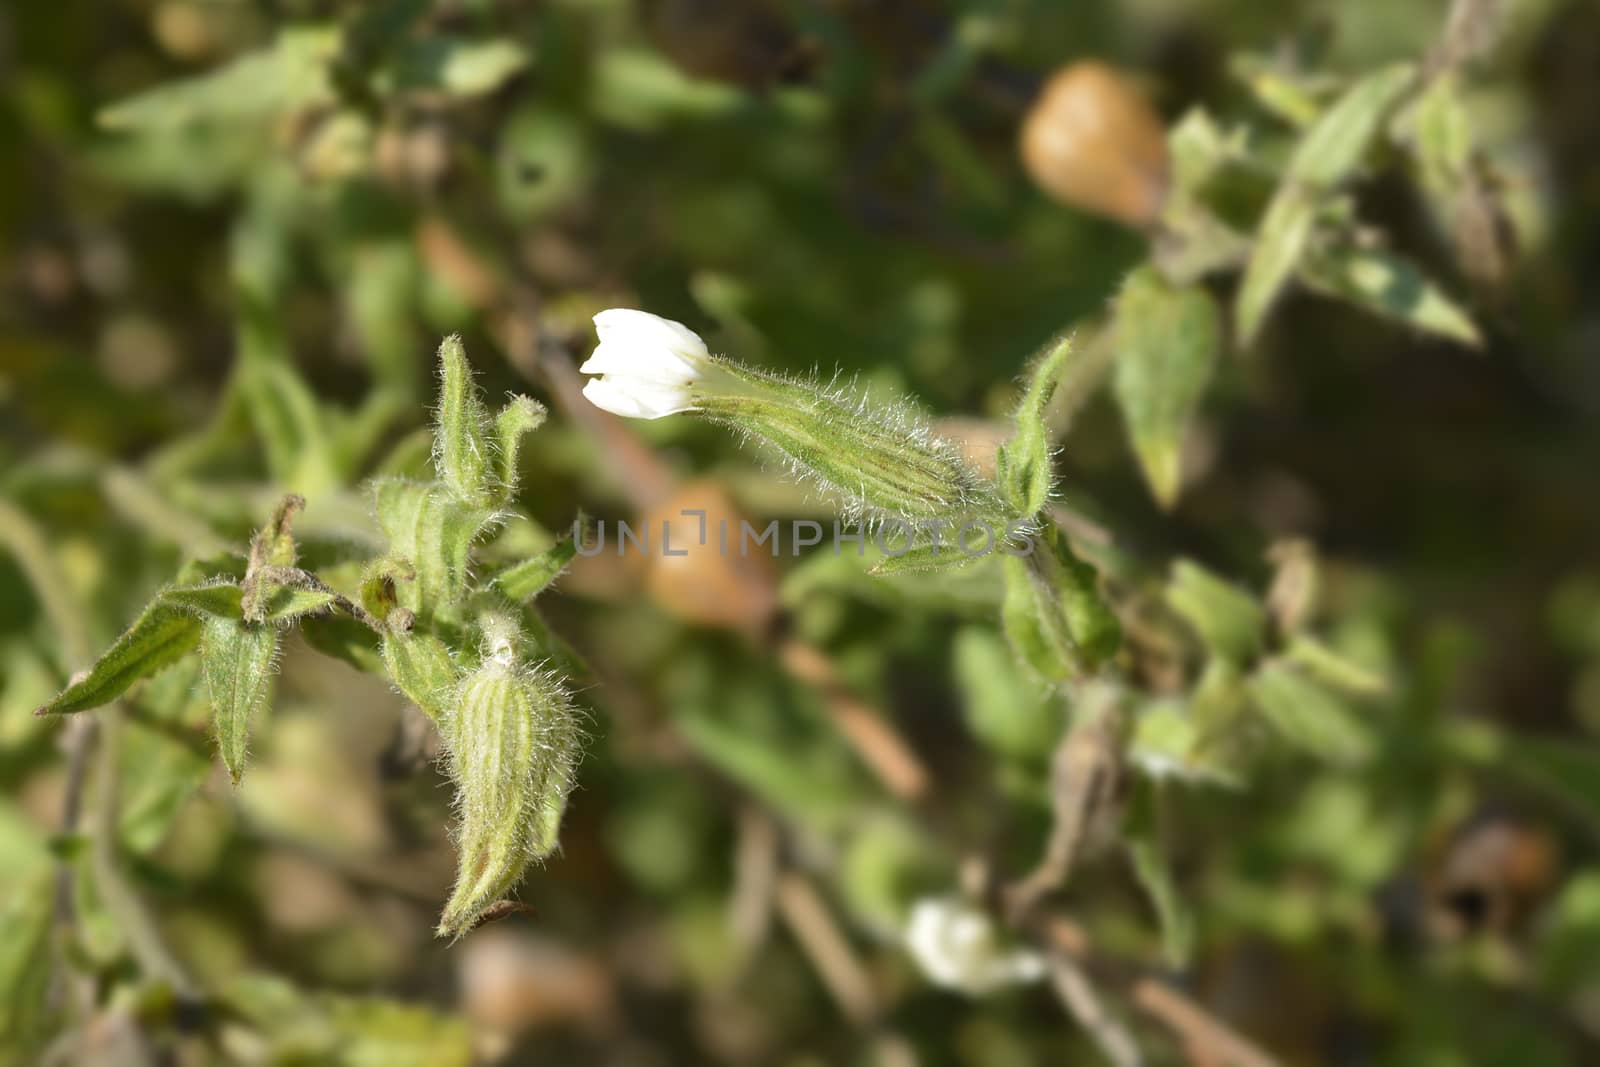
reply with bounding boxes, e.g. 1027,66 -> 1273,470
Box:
581,310 -> 1008,526
439,647 -> 580,938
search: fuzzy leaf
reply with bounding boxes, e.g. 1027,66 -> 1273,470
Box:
1167,561 -> 1266,666
436,335 -> 496,505
998,334 -> 1075,517
867,541 -> 989,577
162,583 -> 246,619
382,631 -> 458,722
374,480 -> 492,621
36,596 -> 204,715
200,616 -> 280,783
1001,530 -> 1120,681
259,585 -> 342,623
1112,267 -> 1222,507
1248,659 -> 1373,764
1300,243 -> 1481,347
492,536 -> 577,602
492,395 -> 547,499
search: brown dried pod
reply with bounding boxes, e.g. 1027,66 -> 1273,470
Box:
1019,61 -> 1171,228
642,479 -> 780,633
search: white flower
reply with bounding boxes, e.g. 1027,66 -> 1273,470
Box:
905,896 -> 1046,996
580,309 -> 712,419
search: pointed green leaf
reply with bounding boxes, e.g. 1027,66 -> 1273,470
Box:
36,598 -> 202,715
1167,561 -> 1266,666
1288,64 -> 1416,186
1285,634 -> 1388,695
1237,64 -> 1418,346
200,616 -> 279,783
1003,554 -> 1072,681
492,536 -> 577,602
162,583 -> 246,620
436,335 -> 496,504
1236,188 -> 1316,347
492,395 -> 547,499
1248,659 -> 1373,764
1126,781 -> 1195,969
1112,267 -> 1222,507
237,305 -> 338,495
1300,243 -> 1481,347
97,28 -> 338,131
867,541 -> 988,577
382,631 -> 458,722
1002,530 -> 1120,681
998,334 -> 1075,516
259,585 -> 342,623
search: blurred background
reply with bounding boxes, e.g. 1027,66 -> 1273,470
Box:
4,0 -> 1600,1064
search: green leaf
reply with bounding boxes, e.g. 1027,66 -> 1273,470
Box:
998,333 -> 1076,516
201,616 -> 280,784
0,871 -> 53,1065
435,335 -> 495,505
97,28 -> 339,131
1236,64 -> 1418,346
386,37 -> 531,99
1166,561 -> 1266,666
491,395 -> 547,499
1284,634 -> 1388,695
36,597 -> 203,715
1247,659 -> 1373,764
374,480 -> 492,622
1003,554 -> 1072,681
259,584 -> 342,623
237,304 -> 339,495
1287,64 -> 1416,186
492,536 -> 577,602
1126,781 -> 1195,969
161,582 -> 246,619
1112,267 -> 1223,507
1002,530 -> 1120,681
1235,188 -> 1317,347
382,631 -> 458,723
1300,243 -> 1481,347
952,626 -> 1059,759
867,541 -> 989,576
301,614 -> 385,675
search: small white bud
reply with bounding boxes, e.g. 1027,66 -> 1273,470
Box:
905,897 -> 1046,996
579,309 -> 713,419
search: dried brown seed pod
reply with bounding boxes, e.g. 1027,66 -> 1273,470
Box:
1019,61 -> 1170,228
642,479 -> 780,633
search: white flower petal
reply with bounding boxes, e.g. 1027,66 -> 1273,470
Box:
582,376 -> 692,420
579,340 -> 698,383
592,309 -> 708,363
